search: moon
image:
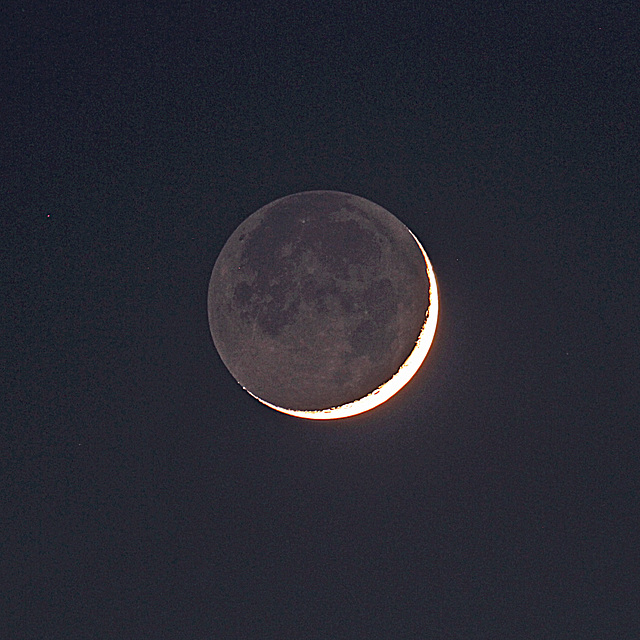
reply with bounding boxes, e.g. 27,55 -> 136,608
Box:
208,191 -> 438,420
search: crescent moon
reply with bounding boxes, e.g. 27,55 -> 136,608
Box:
243,229 -> 438,420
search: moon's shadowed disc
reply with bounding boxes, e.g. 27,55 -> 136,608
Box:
208,191 -> 431,412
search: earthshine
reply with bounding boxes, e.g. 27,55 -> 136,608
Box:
208,191 -> 438,420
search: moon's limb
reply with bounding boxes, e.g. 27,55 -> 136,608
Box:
244,230 -> 438,420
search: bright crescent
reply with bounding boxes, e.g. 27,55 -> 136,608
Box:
243,229 -> 438,420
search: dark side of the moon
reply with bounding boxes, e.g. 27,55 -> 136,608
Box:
208,191 -> 430,411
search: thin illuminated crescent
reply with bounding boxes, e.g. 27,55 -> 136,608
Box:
244,229 -> 439,420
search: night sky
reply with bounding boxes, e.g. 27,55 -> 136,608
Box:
4,2 -> 639,638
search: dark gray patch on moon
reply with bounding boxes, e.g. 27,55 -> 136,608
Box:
208,191 -> 430,411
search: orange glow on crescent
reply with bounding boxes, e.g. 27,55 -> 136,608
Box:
244,230 -> 439,420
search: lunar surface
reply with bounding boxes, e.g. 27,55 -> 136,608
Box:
208,190 -> 438,419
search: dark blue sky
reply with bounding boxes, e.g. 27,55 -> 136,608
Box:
4,1 -> 639,638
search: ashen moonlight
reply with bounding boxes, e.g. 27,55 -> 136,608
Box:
208,191 -> 438,419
